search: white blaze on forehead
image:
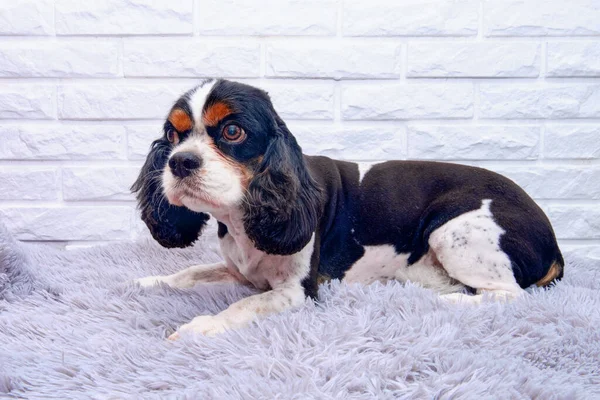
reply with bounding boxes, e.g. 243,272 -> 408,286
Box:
188,79 -> 217,128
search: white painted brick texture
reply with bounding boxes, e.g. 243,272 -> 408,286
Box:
0,0 -> 54,35
266,41 -> 401,79
547,42 -> 600,77
0,0 -> 597,251
407,43 -> 540,78
0,84 -> 55,119
124,39 -> 261,78
196,0 -> 337,36
343,0 -> 479,37
342,84 -> 474,120
407,126 -> 540,160
484,0 -> 600,37
0,40 -> 120,78
54,0 -> 194,35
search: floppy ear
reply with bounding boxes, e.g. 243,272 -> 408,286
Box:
243,117 -> 322,255
131,138 -> 209,248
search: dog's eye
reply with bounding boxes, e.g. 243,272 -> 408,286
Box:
222,124 -> 246,143
167,129 -> 179,144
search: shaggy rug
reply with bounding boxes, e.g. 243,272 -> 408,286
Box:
1,221 -> 599,399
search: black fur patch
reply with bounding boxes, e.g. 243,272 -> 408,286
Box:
217,222 -> 228,239
301,229 -> 321,300
242,117 -> 323,255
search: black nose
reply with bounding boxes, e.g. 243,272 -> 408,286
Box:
168,152 -> 202,179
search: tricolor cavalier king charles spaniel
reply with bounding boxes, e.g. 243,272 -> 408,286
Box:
132,79 -> 563,339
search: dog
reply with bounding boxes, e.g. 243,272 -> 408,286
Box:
132,79 -> 564,339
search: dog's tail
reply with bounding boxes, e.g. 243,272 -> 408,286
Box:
535,252 -> 564,287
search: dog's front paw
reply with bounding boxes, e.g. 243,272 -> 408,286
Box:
440,292 -> 481,304
169,315 -> 229,340
135,275 -> 167,288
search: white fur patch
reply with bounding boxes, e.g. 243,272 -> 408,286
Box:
188,79 -> 217,127
357,162 -> 375,183
344,245 -> 407,285
344,245 -> 463,294
429,199 -> 523,294
218,210 -> 314,290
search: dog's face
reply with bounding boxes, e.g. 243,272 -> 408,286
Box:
132,79 -> 322,255
161,80 -> 272,213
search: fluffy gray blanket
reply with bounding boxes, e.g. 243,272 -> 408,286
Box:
1,221 -> 599,399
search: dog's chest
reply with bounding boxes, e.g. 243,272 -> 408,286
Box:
220,232 -> 286,290
214,212 -> 308,290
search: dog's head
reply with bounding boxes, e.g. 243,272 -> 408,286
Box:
132,79 -> 322,254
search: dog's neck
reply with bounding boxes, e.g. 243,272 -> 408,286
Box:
209,207 -> 246,239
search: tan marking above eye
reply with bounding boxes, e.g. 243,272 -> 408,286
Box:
203,101 -> 233,127
168,108 -> 192,133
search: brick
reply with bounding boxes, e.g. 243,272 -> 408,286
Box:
55,0 -> 193,35
0,84 -> 55,119
63,167 -> 140,201
58,83 -> 190,120
0,125 -> 125,160
0,206 -> 133,241
0,0 -> 53,35
259,82 -> 335,120
289,124 -> 407,160
0,40 -> 120,78
494,166 -> 600,200
266,41 -> 401,79
124,39 -> 260,78
344,0 -> 478,36
547,42 -> 600,77
545,205 -> 600,239
197,0 -> 337,36
407,42 -> 540,78
484,0 -> 600,36
126,124 -> 164,160
0,168 -> 58,200
544,125 -> 600,159
342,84 -> 473,120
407,125 -> 540,160
479,84 -> 600,119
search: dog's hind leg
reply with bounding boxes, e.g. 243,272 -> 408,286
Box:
135,262 -> 244,289
428,200 -> 525,304
440,289 -> 521,304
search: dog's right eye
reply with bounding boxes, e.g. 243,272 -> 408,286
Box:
167,129 -> 179,145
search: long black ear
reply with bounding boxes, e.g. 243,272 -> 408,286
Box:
131,138 -> 209,248
243,117 -> 322,255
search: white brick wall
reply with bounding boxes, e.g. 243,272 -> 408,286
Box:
0,0 -> 599,252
